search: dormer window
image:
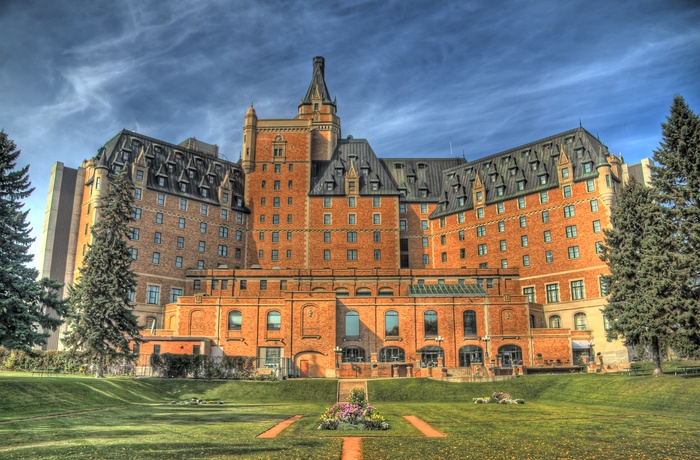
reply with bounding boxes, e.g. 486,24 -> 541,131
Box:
202,188 -> 209,198
517,180 -> 525,191
496,186 -> 505,197
458,196 -> 466,206
114,165 -> 121,174
158,177 -> 166,187
562,167 -> 570,179
452,185 -> 459,192
335,167 -> 344,176
167,164 -> 174,173
521,150 -> 530,157
419,189 -> 427,198
349,181 -> 356,191
408,176 -> 415,183
531,162 -> 539,170
575,148 -> 584,157
326,181 -> 334,191
447,172 -> 455,180
371,182 -> 379,191
394,163 -> 404,170
188,170 -> 195,178
236,197 -> 243,206
490,173 -> 497,182
565,136 -> 573,144
418,163 -> 427,169
538,174 -> 547,185
361,167 -> 369,176
476,191 -> 483,201
208,176 -> 215,184
122,152 -> 129,161
180,182 -> 187,192
583,162 -> 593,173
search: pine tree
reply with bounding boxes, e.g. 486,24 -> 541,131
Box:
62,169 -> 141,377
601,178 -> 681,375
651,95 -> 700,353
0,131 -> 65,350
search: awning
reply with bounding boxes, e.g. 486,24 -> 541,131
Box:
572,340 -> 591,350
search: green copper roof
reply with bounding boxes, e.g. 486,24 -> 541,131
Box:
408,283 -> 486,296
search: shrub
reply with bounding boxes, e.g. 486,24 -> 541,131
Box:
348,387 -> 367,407
473,391 -> 525,405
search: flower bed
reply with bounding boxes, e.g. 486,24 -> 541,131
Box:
318,388 -> 389,431
473,391 -> 524,405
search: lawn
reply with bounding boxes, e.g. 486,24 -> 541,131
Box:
1,370 -> 699,459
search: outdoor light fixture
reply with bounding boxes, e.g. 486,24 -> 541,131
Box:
435,336 -> 444,366
334,346 -> 342,368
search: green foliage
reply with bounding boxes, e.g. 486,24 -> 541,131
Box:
62,169 -> 140,377
348,387 -> 367,407
0,131 -> 66,350
651,95 -> 700,352
150,353 -> 255,379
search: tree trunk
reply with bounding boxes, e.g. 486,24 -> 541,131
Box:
95,358 -> 104,378
651,336 -> 663,376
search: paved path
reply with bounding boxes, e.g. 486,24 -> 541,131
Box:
403,415 -> 445,437
256,414 -> 303,438
337,379 -> 368,402
341,437 -> 362,460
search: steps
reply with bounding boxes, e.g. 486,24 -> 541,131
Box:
337,380 -> 368,403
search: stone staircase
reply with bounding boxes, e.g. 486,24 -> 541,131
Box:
337,379 -> 368,403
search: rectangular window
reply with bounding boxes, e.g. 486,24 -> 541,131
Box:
564,205 -> 575,218
566,225 -> 578,238
260,280 -> 267,290
546,284 -> 559,303
545,250 -> 553,263
347,249 -> 358,261
571,280 -> 585,300
348,214 -> 356,225
218,245 -> 228,256
399,203 -> 406,214
136,170 -> 144,182
593,220 -> 601,233
271,249 -> 278,261
259,232 -> 264,241
155,212 -> 163,224
478,244 -> 487,255
421,220 -> 428,231
286,250 -> 292,259
440,235 -> 446,245
422,254 -> 429,265
288,197 -> 292,206
519,216 -> 527,228
130,248 -> 138,260
420,203 -> 428,214
322,214 -> 331,225
239,280 -> 247,290
499,240 -> 506,251
497,202 -> 504,214
323,231 -> 331,243
324,249 -> 331,260
348,197 -> 355,208
131,207 -> 142,220
221,209 -> 228,220
373,214 -> 380,225
219,226 -> 229,238
129,227 -> 140,241
561,167 -> 569,179
272,214 -> 279,225
476,225 -> 486,237
400,220 -> 407,231
198,241 -> 206,252
523,286 -> 535,302
441,252 -> 447,262
134,188 -> 142,201
568,246 -> 580,259
439,217 -> 446,228
586,179 -> 595,192
517,197 -> 525,209
422,237 -> 428,247
175,256 -> 183,268
274,163 -> 280,173
157,193 -> 164,205
274,181 -> 280,191
522,254 -> 530,267
179,199 -> 187,211
498,221 -> 505,232
273,197 -> 280,208
177,236 -> 184,249
178,217 -> 185,229
258,250 -> 264,259
477,208 -> 484,219
596,241 -> 604,254
544,230 -> 551,242
271,231 -> 278,242
521,235 -> 528,247
200,222 -> 207,234
347,232 -> 357,242
501,259 -> 508,268
324,197 -> 331,208
563,185 -> 572,198
374,249 -> 381,260
459,230 -> 465,241
201,204 -> 208,216
460,248 -> 466,259
374,231 -> 381,242
147,285 -> 160,304
235,230 -> 242,241
540,191 -> 548,203
590,199 -> 599,212
373,197 -> 381,207
154,232 -> 162,244
235,248 -> 241,259
457,212 -> 464,224
153,344 -> 160,355
237,213 -> 243,224
542,211 -> 549,223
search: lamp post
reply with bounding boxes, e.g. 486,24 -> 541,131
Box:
435,335 -> 444,367
334,346 -> 342,369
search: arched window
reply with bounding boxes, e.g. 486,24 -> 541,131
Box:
378,288 -> 394,296
228,310 -> 242,331
385,310 -> 399,336
146,316 -> 157,330
267,311 -> 281,331
463,310 -> 477,335
459,345 -> 484,366
379,346 -> 405,363
549,315 -> 561,328
356,288 -> 372,297
574,312 -> 588,330
419,346 -> 442,367
346,311 -> 360,337
342,347 -> 366,362
498,345 -> 523,367
312,287 -> 326,291
335,288 -> 349,297
424,310 -> 438,336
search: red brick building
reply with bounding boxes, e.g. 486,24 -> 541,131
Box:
41,57 -> 650,375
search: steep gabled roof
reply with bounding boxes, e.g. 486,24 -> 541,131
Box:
381,157 -> 466,203
300,56 -> 334,106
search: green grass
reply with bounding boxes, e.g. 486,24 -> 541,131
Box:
1,370 -> 699,459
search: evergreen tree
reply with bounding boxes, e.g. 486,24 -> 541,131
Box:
651,95 -> 700,352
62,169 -> 141,377
601,178 -> 682,375
0,131 -> 65,350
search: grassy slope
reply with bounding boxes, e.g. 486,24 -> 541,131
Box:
0,373 -> 336,420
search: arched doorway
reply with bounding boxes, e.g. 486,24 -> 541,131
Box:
295,351 -> 327,378
498,344 -> 523,367
459,345 -> 484,367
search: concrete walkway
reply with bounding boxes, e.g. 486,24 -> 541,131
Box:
256,414 -> 302,438
341,437 -> 362,460
403,415 -> 445,437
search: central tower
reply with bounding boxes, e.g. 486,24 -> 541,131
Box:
296,56 -> 341,161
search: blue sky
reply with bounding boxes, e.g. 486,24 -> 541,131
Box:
2,0 -> 699,269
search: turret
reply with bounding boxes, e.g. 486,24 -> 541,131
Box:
241,104 -> 257,173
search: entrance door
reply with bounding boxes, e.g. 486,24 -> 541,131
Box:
295,352 -> 326,378
300,360 -> 309,378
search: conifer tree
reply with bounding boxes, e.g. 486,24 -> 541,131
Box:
651,95 -> 700,352
62,169 -> 141,377
0,131 -> 65,350
601,178 -> 680,375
